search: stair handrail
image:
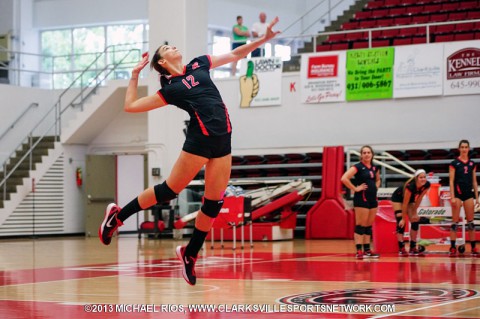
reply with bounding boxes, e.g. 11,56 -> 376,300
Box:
0,102 -> 39,141
300,0 -> 348,36
282,0 -> 328,34
0,46 -> 141,197
282,0 -> 351,49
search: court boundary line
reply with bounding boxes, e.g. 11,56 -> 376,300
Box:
370,295 -> 480,318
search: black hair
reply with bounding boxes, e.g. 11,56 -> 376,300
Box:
458,139 -> 470,148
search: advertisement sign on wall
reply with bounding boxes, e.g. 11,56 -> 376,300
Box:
300,52 -> 346,103
393,44 -> 443,98
346,47 -> 395,101
443,40 -> 480,96
238,57 -> 283,107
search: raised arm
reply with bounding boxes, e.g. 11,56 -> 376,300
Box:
210,17 -> 281,69
124,53 -> 168,113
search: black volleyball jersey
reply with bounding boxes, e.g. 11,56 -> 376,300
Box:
392,180 -> 431,203
403,180 -> 430,203
352,162 -> 378,196
450,158 -> 476,189
157,55 -> 232,136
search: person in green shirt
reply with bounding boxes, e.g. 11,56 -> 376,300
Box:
231,15 -> 250,76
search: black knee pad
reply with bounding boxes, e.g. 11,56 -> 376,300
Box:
153,181 -> 177,203
364,226 -> 372,236
411,222 -> 419,231
451,223 -> 458,231
467,220 -> 475,231
354,225 -> 365,235
201,197 -> 224,218
395,215 -> 405,234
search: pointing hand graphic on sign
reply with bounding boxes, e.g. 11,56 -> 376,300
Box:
239,61 -> 259,108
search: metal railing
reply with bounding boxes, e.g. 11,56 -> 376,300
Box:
0,102 -> 38,141
280,18 -> 480,54
0,45 -> 142,201
0,42 -> 146,88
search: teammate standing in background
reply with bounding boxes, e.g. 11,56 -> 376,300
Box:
99,17 -> 281,285
341,145 -> 381,259
394,169 -> 431,256
449,139 -> 479,257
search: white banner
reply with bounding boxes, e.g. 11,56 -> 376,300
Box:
393,44 -> 443,98
300,51 -> 346,103
238,57 -> 282,107
417,206 -> 452,217
443,40 -> 480,96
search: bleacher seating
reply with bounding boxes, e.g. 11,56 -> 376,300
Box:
188,152 -> 324,238
318,0 -> 480,52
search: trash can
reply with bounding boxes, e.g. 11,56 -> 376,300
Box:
426,173 -> 441,207
373,203 -> 398,253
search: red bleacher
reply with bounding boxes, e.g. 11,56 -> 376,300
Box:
319,0 -> 480,52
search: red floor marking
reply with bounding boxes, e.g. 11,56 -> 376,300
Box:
142,253 -> 480,285
1,252 -> 479,287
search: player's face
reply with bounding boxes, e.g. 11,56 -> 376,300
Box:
416,173 -> 427,186
459,142 -> 469,156
158,45 -> 181,62
360,147 -> 373,162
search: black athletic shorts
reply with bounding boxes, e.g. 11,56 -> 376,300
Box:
182,132 -> 231,159
353,191 -> 378,209
453,184 -> 474,202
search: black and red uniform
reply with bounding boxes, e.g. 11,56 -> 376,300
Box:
157,55 -> 232,159
450,158 -> 477,201
352,162 -> 379,209
391,180 -> 431,203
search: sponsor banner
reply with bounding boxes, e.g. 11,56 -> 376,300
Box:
238,57 -> 282,107
346,47 -> 394,101
393,44 -> 443,98
443,40 -> 480,96
417,206 -> 452,217
300,52 -> 346,103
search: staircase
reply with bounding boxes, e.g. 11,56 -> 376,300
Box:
0,136 -> 56,208
0,45 -> 142,236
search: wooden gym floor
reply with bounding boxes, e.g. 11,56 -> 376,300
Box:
0,236 -> 479,319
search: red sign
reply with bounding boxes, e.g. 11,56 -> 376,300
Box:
447,47 -> 480,80
308,55 -> 338,78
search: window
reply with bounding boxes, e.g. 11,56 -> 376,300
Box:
41,23 -> 147,89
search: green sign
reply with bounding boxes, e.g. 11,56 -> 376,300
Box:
346,47 -> 394,101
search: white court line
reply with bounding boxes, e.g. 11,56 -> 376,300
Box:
442,305 -> 480,316
370,295 -> 480,319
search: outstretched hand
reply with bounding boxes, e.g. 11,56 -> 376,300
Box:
264,17 -> 281,41
132,52 -> 150,77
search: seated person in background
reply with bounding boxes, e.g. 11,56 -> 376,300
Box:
394,169 -> 430,256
